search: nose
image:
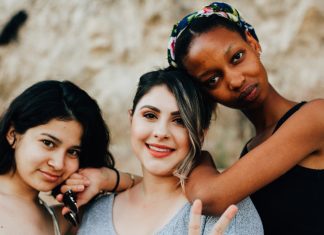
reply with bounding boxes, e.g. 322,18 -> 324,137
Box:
47,151 -> 65,170
227,71 -> 246,90
153,121 -> 170,139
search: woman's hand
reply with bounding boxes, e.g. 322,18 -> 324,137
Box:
188,199 -> 238,235
57,167 -> 116,214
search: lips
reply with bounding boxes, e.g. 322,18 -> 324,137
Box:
238,84 -> 258,102
39,170 -> 61,182
146,143 -> 175,158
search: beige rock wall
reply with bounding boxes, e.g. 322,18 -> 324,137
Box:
0,0 -> 323,175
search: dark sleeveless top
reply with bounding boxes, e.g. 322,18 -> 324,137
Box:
240,102 -> 324,235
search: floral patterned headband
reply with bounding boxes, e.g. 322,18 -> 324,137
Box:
167,2 -> 258,67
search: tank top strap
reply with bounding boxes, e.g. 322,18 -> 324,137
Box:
38,198 -> 61,235
272,101 -> 307,133
240,101 -> 307,157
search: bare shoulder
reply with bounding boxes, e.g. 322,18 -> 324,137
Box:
273,99 -> 324,154
303,99 -> 324,112
289,99 -> 324,126
292,99 -> 324,128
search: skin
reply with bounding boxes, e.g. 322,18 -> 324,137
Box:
58,167 -> 140,214
61,85 -> 237,234
62,27 -> 323,229
130,85 -> 191,177
113,85 -> 190,235
0,119 -> 82,235
182,26 -> 324,214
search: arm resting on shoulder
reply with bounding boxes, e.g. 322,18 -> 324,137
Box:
186,99 -> 324,215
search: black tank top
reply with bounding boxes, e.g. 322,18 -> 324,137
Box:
240,102 -> 324,235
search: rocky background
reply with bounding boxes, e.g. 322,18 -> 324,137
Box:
0,0 -> 323,175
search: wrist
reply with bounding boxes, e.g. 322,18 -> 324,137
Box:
126,173 -> 136,190
110,168 -> 120,193
98,167 -> 116,192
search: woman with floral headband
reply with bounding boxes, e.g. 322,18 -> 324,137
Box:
167,2 -> 324,235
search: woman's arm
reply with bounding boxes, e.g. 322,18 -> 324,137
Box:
55,168 -> 141,231
186,99 -> 324,215
60,167 -> 141,208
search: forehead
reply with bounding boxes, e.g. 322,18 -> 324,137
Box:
185,27 -> 244,75
27,119 -> 83,143
136,85 -> 178,111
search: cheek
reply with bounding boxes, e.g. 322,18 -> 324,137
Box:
131,119 -> 151,142
259,63 -> 268,80
64,159 -> 79,177
130,120 -> 150,158
207,88 -> 230,104
15,143 -> 43,168
175,130 -> 191,155
246,56 -> 265,75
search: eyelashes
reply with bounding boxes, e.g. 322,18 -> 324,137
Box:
41,139 -> 80,159
42,139 -> 55,148
142,110 -> 184,127
231,51 -> 244,64
143,112 -> 157,120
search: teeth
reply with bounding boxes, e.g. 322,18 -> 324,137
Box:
149,145 -> 172,152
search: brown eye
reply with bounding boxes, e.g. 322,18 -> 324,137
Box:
143,112 -> 157,120
204,73 -> 222,89
232,51 -> 244,64
208,76 -> 220,86
174,117 -> 184,126
67,149 -> 80,159
42,139 -> 54,148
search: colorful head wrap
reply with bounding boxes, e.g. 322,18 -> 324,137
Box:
167,2 -> 258,67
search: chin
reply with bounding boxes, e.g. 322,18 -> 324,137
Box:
34,182 -> 61,193
146,166 -> 174,177
151,169 -> 173,176
143,161 -> 179,176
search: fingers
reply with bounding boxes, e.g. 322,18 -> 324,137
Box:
67,172 -> 90,184
62,206 -> 72,215
60,175 -> 90,193
61,184 -> 85,193
68,172 -> 84,179
188,199 -> 203,235
56,193 -> 63,202
211,205 -> 238,235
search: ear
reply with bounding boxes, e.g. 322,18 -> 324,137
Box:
245,31 -> 262,54
6,126 -> 17,147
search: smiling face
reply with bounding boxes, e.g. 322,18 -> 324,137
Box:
184,27 -> 269,110
130,85 -> 191,177
7,119 -> 82,193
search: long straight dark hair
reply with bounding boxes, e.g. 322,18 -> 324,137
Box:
0,80 -> 114,175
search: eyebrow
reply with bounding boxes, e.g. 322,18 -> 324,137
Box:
140,105 -> 180,116
40,133 -> 81,149
41,133 -> 61,143
225,44 -> 234,57
171,111 -> 181,116
197,69 -> 214,80
140,105 -> 160,112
